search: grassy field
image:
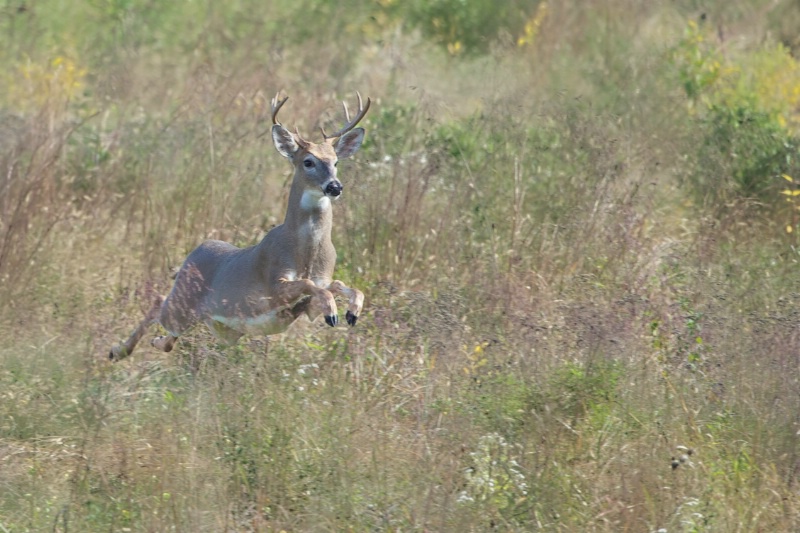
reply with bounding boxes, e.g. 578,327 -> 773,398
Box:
2,0 -> 800,531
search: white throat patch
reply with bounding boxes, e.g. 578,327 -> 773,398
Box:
300,189 -> 330,211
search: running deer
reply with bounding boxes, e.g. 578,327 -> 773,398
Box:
110,93 -> 370,361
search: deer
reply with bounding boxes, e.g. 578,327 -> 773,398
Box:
109,92 -> 370,361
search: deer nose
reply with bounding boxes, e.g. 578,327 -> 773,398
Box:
325,181 -> 343,197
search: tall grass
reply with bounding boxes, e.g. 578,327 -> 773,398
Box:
2,0 -> 800,531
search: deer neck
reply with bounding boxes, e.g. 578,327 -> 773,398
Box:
283,178 -> 333,239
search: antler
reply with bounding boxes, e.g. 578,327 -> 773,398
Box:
271,93 -> 289,125
321,92 -> 371,140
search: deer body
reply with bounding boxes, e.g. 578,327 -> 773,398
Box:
110,94 -> 369,360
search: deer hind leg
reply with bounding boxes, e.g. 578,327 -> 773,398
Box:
151,334 -> 177,352
110,296 -> 164,361
327,280 -> 364,326
151,276 -> 211,353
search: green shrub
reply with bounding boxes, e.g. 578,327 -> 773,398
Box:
673,20 -> 800,208
400,0 -> 538,55
548,359 -> 622,426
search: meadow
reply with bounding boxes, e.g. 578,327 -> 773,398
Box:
2,0 -> 800,531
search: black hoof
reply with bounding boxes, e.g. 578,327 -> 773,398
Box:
346,311 -> 358,327
109,350 -> 115,360
325,314 -> 338,327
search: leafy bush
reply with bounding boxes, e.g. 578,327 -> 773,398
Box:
400,0 -> 539,55
548,359 -> 622,426
697,102 -> 800,202
674,20 -> 800,208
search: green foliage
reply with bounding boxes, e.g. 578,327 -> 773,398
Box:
401,0 -> 536,55
548,359 -> 622,426
425,105 -> 576,238
462,366 -> 541,436
673,20 -> 800,207
673,20 -> 724,101
694,101 -> 800,204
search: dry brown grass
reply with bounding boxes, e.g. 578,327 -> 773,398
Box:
2,1 -> 800,531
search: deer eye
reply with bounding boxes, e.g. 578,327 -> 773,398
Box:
303,159 -> 314,168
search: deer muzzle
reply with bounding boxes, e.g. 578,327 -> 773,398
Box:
324,180 -> 343,197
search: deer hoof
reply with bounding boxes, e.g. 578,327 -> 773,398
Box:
152,336 -> 175,352
325,314 -> 338,327
346,311 -> 358,327
109,344 -> 126,361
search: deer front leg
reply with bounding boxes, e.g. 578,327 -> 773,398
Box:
277,278 -> 339,327
327,280 -> 364,326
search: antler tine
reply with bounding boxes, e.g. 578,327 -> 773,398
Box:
294,127 -> 310,146
321,92 -> 371,140
342,99 -> 351,123
271,93 -> 289,125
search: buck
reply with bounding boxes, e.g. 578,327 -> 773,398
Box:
110,93 -> 370,361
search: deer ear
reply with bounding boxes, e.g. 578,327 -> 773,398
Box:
334,128 -> 365,159
272,124 -> 299,159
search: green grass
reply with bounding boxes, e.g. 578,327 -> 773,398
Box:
2,0 -> 800,531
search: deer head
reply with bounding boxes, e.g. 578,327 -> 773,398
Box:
270,93 -> 370,202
